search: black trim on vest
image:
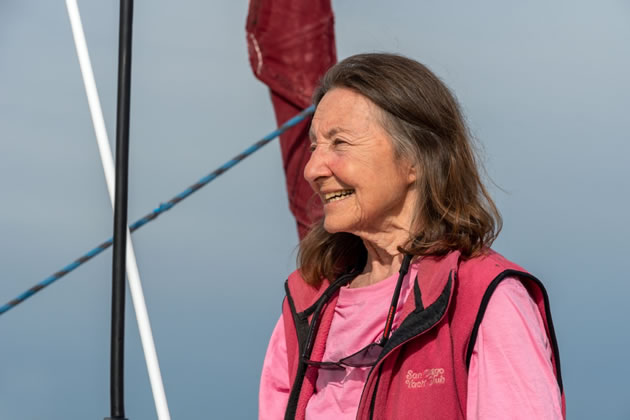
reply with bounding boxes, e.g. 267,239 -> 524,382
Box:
377,272 -> 453,361
368,365 -> 383,420
465,269 -> 564,393
283,281 -> 309,420
283,272 -> 358,420
284,358 -> 307,420
413,275 -> 423,312
284,282 -> 309,357
300,272 -> 358,318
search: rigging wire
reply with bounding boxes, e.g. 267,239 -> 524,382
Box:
0,105 -> 314,317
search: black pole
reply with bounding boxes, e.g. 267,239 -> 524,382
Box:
107,0 -> 133,419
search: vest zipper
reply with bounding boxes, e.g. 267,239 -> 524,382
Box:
361,273 -> 455,419
362,318 -> 449,419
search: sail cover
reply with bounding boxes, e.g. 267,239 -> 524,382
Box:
246,0 -> 337,239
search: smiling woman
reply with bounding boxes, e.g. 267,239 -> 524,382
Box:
259,53 -> 565,420
299,54 -> 501,289
305,88 -> 418,239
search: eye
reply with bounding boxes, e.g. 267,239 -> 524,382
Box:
332,138 -> 347,147
309,143 -> 317,152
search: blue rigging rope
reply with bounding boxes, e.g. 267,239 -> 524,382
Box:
0,105 -> 315,316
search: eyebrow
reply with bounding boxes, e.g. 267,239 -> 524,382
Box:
308,127 -> 350,143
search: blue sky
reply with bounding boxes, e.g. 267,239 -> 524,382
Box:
1,1 -> 629,418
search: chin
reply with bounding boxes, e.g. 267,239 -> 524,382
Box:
322,220 -> 342,234
322,216 -> 359,234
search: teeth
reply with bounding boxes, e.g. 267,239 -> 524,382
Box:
324,189 -> 354,202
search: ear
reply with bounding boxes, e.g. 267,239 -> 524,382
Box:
406,161 -> 418,185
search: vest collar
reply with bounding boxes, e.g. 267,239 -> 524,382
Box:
401,250 -> 461,319
378,255 -> 457,358
287,250 -> 462,320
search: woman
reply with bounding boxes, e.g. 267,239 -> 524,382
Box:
260,53 -> 565,420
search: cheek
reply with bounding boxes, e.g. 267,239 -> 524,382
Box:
328,154 -> 366,182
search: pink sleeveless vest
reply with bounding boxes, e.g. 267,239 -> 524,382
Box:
281,250 -> 565,419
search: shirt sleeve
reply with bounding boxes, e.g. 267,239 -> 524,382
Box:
466,277 -> 563,420
259,315 -> 291,420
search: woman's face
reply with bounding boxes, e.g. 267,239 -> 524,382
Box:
305,88 -> 418,236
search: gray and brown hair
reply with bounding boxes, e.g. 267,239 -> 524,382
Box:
299,53 -> 502,286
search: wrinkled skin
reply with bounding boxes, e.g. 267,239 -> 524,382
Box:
305,88 -> 419,286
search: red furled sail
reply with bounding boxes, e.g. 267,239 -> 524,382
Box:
246,0 -> 337,239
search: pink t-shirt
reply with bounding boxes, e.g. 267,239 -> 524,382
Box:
259,267 -> 562,419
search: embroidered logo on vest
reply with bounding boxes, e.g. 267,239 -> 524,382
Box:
405,368 -> 445,389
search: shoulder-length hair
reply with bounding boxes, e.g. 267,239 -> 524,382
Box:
298,53 -> 502,286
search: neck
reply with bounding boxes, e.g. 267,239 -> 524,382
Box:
347,186 -> 418,288
349,228 -> 410,288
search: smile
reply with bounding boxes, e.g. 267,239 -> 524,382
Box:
324,189 -> 355,203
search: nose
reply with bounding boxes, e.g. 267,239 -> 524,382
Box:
304,146 -> 332,186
